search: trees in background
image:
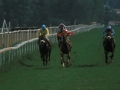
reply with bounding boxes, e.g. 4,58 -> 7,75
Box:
104,0 -> 120,25
0,0 -> 119,27
104,0 -> 120,9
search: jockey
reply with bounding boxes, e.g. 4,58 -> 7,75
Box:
102,26 -> 115,37
102,25 -> 116,45
57,29 -> 74,48
58,23 -> 67,33
57,23 -> 67,47
38,24 -> 51,46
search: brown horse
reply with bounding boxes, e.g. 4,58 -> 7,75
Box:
103,32 -> 116,64
39,35 -> 52,66
59,32 -> 71,67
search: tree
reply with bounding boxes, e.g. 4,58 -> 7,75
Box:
0,0 -> 105,27
104,4 -> 111,25
0,0 -> 4,26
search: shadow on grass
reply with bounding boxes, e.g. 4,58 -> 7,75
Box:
75,64 -> 105,68
18,61 -> 33,67
34,67 -> 51,70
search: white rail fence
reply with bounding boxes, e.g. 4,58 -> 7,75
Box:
0,24 -> 104,66
0,25 -> 82,48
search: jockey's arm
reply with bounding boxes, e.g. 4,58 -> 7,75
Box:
67,31 -> 74,36
102,29 -> 106,36
57,30 -> 74,37
45,28 -> 50,37
111,29 -> 115,36
57,33 -> 62,37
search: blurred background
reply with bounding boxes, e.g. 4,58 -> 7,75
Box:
0,0 -> 119,27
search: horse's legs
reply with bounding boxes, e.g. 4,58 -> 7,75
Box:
67,52 -> 70,66
60,52 -> 65,67
40,53 -> 42,59
110,52 -> 114,63
43,56 -> 46,66
48,49 -> 51,61
48,52 -> 50,61
39,46 -> 42,59
110,44 -> 115,63
45,55 -> 48,66
105,52 -> 108,64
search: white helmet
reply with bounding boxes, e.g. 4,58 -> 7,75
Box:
107,26 -> 111,29
58,23 -> 66,28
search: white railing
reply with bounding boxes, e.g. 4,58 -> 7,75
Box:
0,25 -> 82,48
0,24 -> 104,66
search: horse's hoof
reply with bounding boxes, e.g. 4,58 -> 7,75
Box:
105,61 -> 109,65
105,61 -> 107,64
62,63 -> 65,67
110,56 -> 112,59
111,60 -> 113,63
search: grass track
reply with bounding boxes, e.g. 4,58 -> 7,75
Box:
0,27 -> 120,90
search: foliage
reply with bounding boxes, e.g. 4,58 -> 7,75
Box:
0,0 -> 119,27
104,0 -> 120,25
104,0 -> 120,9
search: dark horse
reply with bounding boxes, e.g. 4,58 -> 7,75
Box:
59,32 -> 71,67
39,35 -> 52,66
103,31 -> 116,64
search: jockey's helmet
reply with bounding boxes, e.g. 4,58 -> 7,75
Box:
107,26 -> 111,29
41,24 -> 46,29
59,23 -> 65,28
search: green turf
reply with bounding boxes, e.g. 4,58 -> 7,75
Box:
0,27 -> 120,90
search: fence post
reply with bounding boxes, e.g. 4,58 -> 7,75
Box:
2,33 -> 4,48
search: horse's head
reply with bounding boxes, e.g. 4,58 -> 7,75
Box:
106,35 -> 112,41
59,24 -> 65,32
40,40 -> 46,47
62,32 -> 68,42
39,35 -> 46,47
106,32 -> 112,42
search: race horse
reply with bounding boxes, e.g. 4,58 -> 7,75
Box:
59,32 -> 72,67
38,35 -> 52,66
103,31 -> 116,64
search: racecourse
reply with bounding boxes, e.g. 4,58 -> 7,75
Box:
0,26 -> 120,90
